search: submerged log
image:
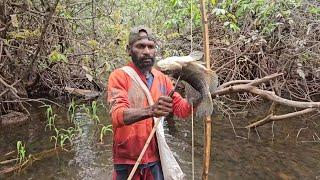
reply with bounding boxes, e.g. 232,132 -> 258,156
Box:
64,87 -> 101,100
0,111 -> 29,126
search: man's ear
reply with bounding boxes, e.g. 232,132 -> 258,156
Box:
126,45 -> 132,56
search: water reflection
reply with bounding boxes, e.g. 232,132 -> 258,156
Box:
70,112 -> 98,179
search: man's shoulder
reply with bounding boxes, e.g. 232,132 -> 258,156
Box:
109,67 -> 128,80
110,67 -> 126,75
152,67 -> 166,77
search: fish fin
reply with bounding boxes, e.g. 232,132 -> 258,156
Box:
196,93 -> 214,117
184,82 -> 202,104
183,81 -> 213,117
189,51 -> 204,61
191,61 -> 206,65
207,70 -> 219,94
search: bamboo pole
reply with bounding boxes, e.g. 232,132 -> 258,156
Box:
127,118 -> 161,180
199,0 -> 212,180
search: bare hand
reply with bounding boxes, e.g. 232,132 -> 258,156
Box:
149,96 -> 173,117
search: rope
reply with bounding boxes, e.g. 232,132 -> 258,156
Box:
190,1 -> 193,52
191,102 -> 195,180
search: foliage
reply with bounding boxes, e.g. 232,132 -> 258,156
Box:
212,0 -> 302,34
81,101 -> 101,123
51,127 -> 78,150
99,125 -> 113,143
16,141 -> 27,165
80,100 -> 113,143
209,0 -> 320,103
48,50 -> 68,63
68,98 -> 77,123
44,105 -> 57,131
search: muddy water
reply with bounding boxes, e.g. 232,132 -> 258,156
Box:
1,102 -> 320,179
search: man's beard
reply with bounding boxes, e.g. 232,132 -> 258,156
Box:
131,53 -> 155,71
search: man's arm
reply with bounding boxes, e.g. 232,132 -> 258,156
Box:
123,96 -> 173,125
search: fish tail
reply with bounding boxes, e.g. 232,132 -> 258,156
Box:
196,93 -> 213,117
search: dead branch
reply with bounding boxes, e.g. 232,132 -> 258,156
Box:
214,73 -> 320,109
22,0 -> 60,80
0,76 -> 17,94
246,108 -> 318,128
218,80 -> 252,89
0,145 -> 70,175
0,40 -> 2,61
214,73 -> 320,127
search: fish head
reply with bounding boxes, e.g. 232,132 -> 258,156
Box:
156,51 -> 203,72
156,57 -> 183,72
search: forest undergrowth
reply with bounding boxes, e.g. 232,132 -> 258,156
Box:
0,0 -> 319,116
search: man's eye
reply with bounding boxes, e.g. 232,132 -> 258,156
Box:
137,44 -> 145,49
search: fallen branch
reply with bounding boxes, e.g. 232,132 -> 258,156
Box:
0,40 -> 3,62
213,73 -> 320,128
0,145 -> 70,175
3,98 -> 63,107
0,76 -> 18,94
64,87 -> 100,100
213,73 -> 320,109
246,108 -> 318,128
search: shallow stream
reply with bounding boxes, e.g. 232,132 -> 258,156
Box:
1,101 -> 319,179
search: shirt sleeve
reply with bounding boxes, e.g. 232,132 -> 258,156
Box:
164,76 -> 192,119
107,69 -> 129,128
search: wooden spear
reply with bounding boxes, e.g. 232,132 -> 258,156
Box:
199,0 -> 212,179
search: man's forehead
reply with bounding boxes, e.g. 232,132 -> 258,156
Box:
132,38 -> 155,46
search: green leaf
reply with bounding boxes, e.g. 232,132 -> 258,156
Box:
309,7 -> 320,14
210,0 -> 217,6
87,39 -> 99,49
48,50 -> 68,63
170,0 -> 178,7
229,22 -> 240,32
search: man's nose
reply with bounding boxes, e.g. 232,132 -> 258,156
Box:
142,47 -> 152,54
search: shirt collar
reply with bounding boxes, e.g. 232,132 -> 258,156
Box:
127,62 -> 159,79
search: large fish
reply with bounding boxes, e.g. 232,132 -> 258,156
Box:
156,51 -> 218,117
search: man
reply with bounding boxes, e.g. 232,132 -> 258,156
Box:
107,25 -> 194,180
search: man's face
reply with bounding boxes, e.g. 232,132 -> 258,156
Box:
128,32 -> 156,71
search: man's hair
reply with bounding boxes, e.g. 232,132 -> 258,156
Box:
128,25 -> 155,45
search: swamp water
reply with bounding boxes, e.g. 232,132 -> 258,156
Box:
1,102 -> 320,180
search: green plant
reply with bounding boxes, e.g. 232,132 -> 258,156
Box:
50,128 -> 60,149
91,101 -> 100,123
68,98 -> 78,123
81,101 -> 101,124
16,141 -> 26,164
51,127 -> 78,150
48,50 -> 68,63
212,0 -> 301,34
44,105 -> 56,131
81,104 -> 91,116
99,125 -> 113,143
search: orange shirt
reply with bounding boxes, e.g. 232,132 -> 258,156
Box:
107,63 -> 192,164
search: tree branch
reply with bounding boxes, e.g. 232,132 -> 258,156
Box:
22,0 -> 60,80
246,108 -> 317,128
213,73 -> 320,109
